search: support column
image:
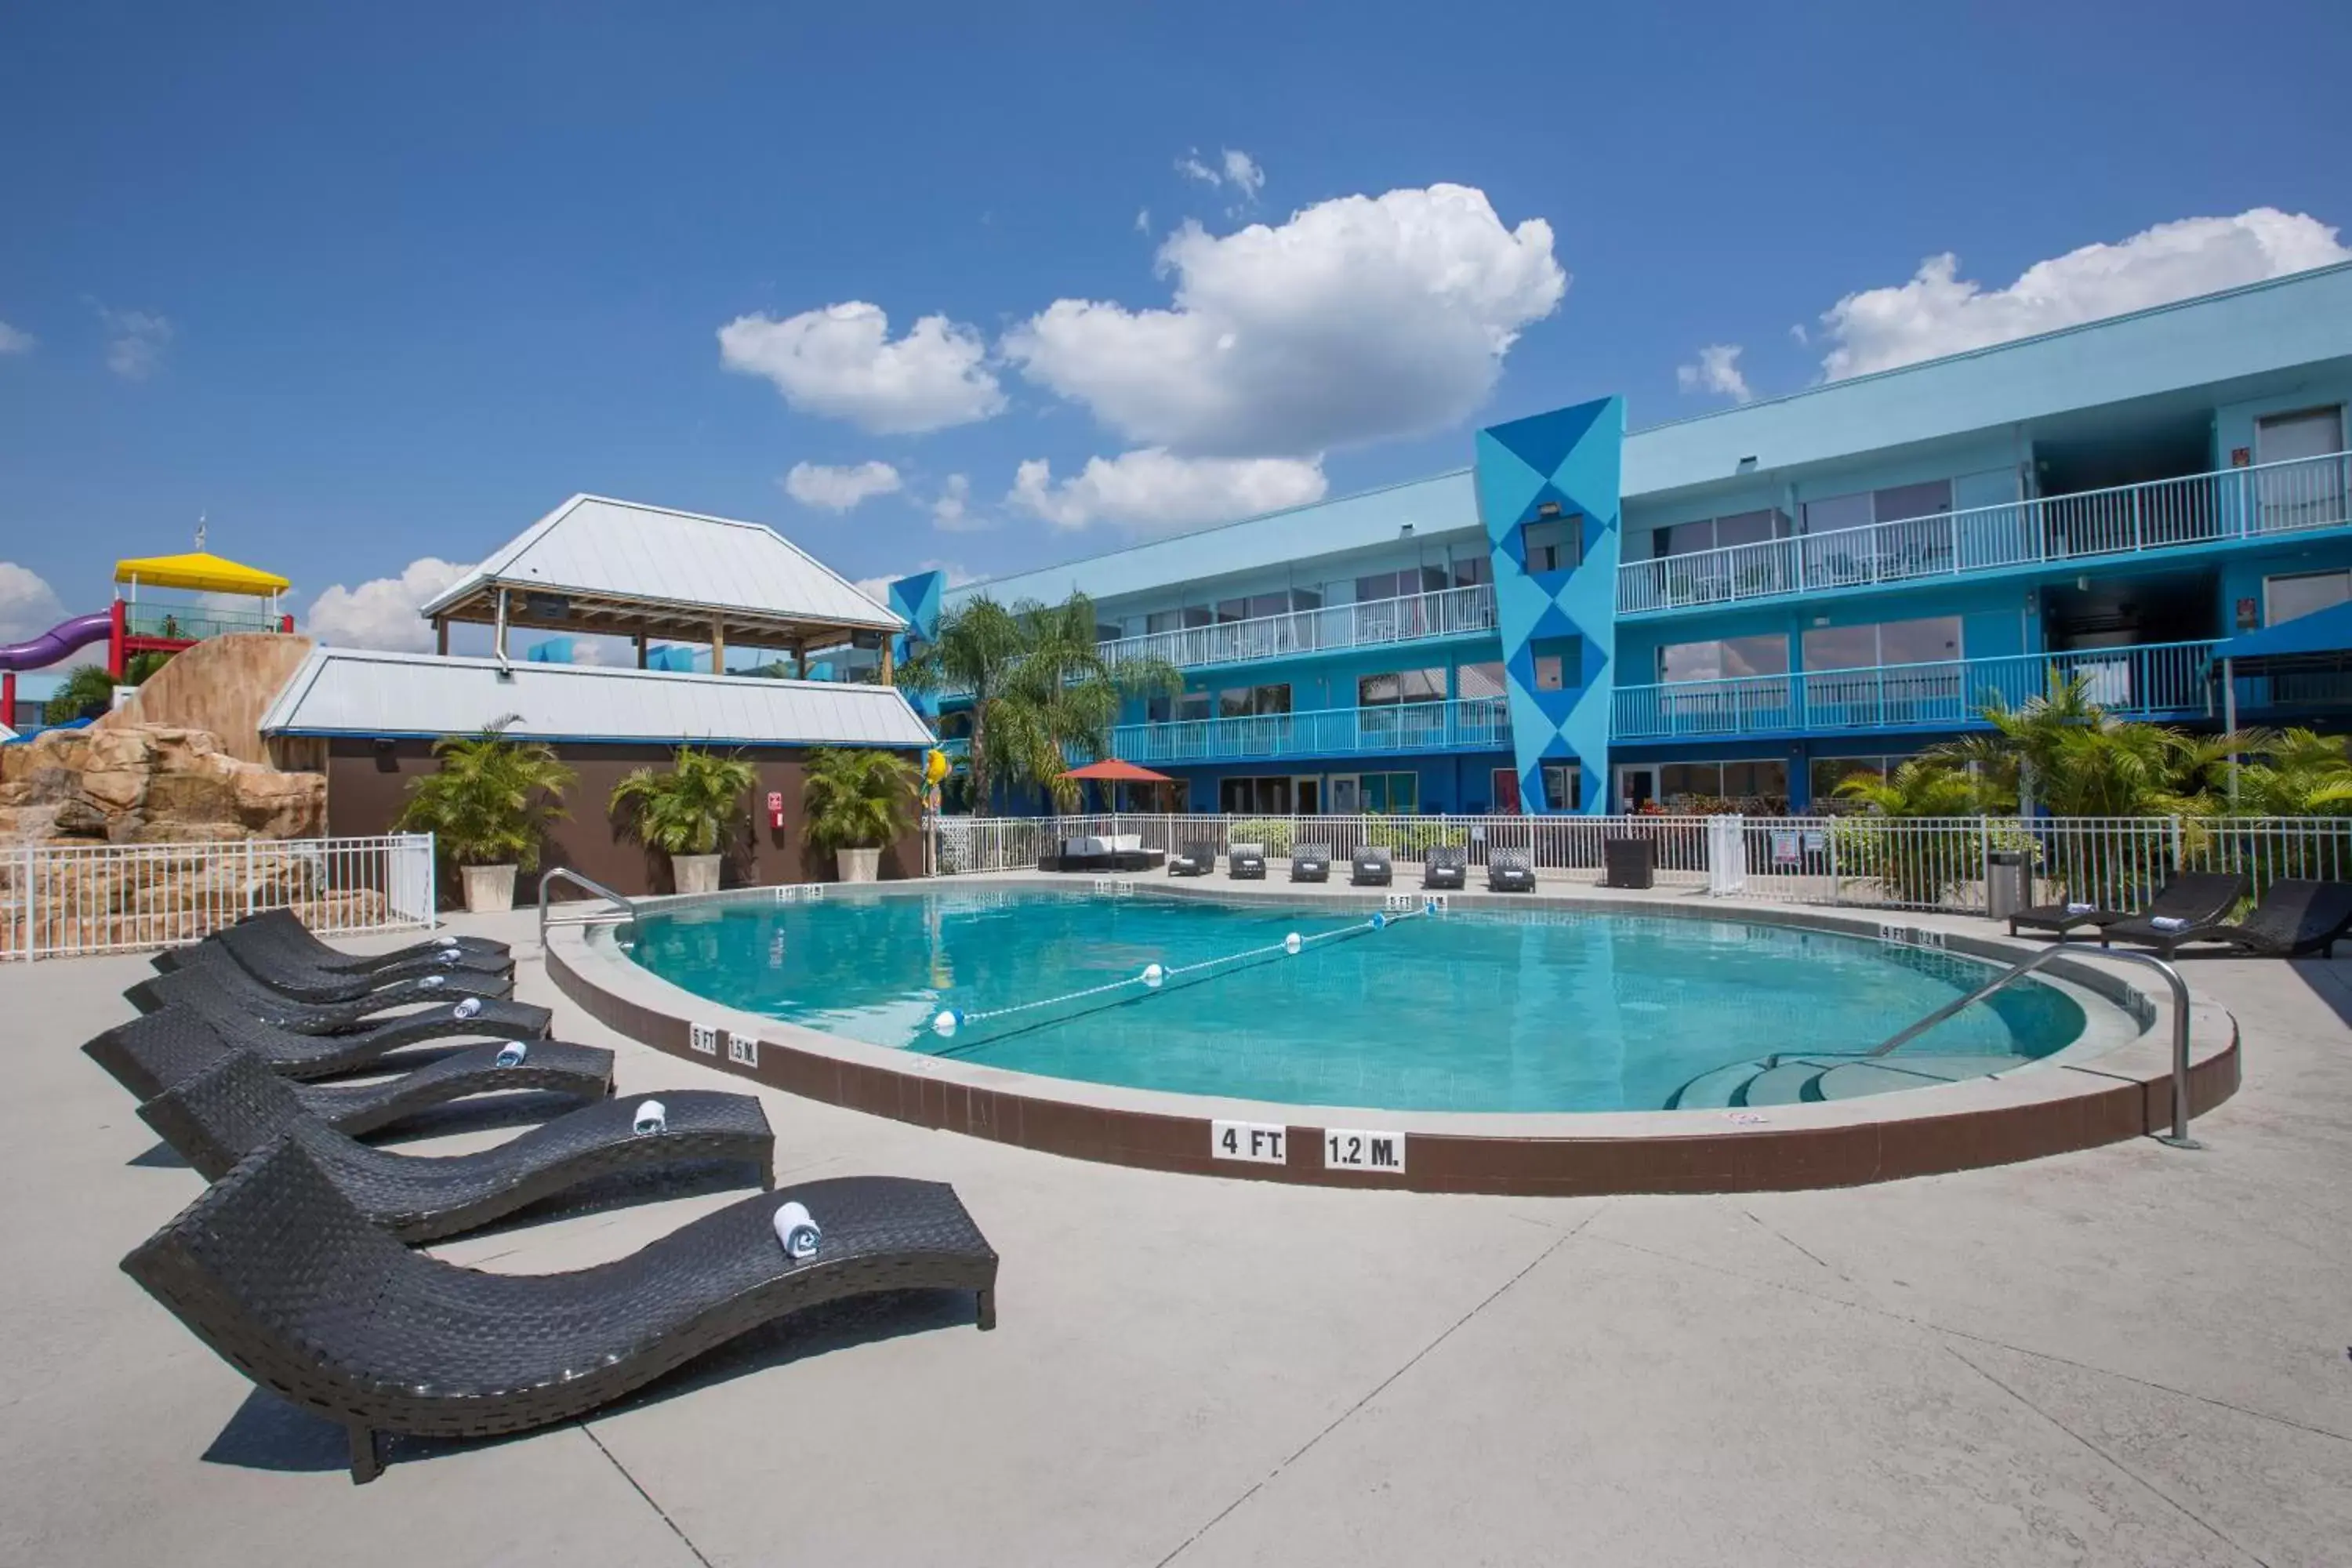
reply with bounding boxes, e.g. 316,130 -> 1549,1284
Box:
634,633 -> 648,670
493,590 -> 510,660
2223,657 -> 2239,804
434,618 -> 449,656
710,616 -> 726,673
878,636 -> 894,684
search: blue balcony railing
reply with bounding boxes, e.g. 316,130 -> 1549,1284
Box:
1611,641 -> 2222,741
1112,697 -> 1511,766
1617,450 -> 2352,615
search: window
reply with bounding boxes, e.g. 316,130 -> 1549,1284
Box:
1217,684 -> 1291,717
1657,635 -> 1789,683
1657,760 -> 1789,805
2267,570 -> 2351,626
1216,598 -> 1248,624
1178,692 -> 1211,721
1354,567 -> 1446,602
1452,554 -> 1490,587
1522,516 -> 1579,573
1802,616 -> 1961,670
1652,509 -> 1790,558
1097,622 -> 1125,644
1359,668 -> 1446,706
1802,479 -> 1954,536
1219,776 -> 1293,813
2256,406 -> 2345,464
1530,635 -> 1584,693
1541,762 -> 1580,811
1360,772 -> 1419,813
1183,604 -> 1214,630
1146,610 -> 1184,636
1809,755 -> 1902,803
1457,661 -> 1507,700
1290,586 -> 1323,613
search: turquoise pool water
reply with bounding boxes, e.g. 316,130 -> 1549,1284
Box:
622,890 -> 2087,1114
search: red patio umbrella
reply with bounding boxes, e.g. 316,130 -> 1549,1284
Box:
1059,757 -> 1175,812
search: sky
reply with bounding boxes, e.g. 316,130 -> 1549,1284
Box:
2,0 -> 2350,664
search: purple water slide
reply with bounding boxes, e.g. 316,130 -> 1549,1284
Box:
0,611 -> 113,673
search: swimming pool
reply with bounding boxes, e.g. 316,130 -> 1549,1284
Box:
621,888 -> 2089,1115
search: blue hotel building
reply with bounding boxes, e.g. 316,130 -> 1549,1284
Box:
920,263 -> 2352,815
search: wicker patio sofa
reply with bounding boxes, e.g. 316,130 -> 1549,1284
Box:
123,1137 -> 999,1482
1486,849 -> 1536,892
1169,841 -> 1216,877
1226,843 -> 1267,880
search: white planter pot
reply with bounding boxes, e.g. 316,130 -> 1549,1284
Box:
460,864 -> 517,914
672,853 -> 722,895
836,847 -> 880,884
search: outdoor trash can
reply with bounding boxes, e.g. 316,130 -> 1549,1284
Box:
1603,837 -> 1656,891
1985,849 -> 2030,920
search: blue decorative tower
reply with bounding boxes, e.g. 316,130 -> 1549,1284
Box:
887,569 -> 946,717
1473,395 -> 1623,814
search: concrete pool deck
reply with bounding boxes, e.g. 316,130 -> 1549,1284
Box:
2,890 -> 2348,1566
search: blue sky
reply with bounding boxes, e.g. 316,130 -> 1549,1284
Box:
2,0 -> 2349,658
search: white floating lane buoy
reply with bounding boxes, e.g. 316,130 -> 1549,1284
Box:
1283,931 -> 1302,955
932,1009 -> 960,1037
1142,963 -> 1165,989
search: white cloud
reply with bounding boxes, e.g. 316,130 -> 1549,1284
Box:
0,561 -> 68,642
0,320 -> 34,356
304,557 -> 471,652
1176,148 -> 1265,203
1134,207 -> 1152,236
781,459 -> 903,511
97,306 -> 172,380
1003,183 -> 1566,458
1819,208 -> 2351,379
1675,343 -> 1751,403
717,301 -> 1004,434
1007,448 -> 1327,534
930,473 -> 984,531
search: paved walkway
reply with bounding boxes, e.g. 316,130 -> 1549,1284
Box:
2,904 -> 2347,1567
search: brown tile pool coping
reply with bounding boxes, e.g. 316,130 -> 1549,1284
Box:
545,877 -> 2240,1196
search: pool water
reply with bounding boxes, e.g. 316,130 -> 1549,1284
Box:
622,890 -> 2087,1114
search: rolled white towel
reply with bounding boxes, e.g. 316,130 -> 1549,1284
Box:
772,1200 -> 821,1260
495,1040 -> 529,1068
2149,915 -> 2190,931
452,997 -> 484,1021
435,935 -> 459,948
632,1098 -> 667,1136
2065,902 -> 2096,915
419,974 -> 446,990
436,948 -> 463,966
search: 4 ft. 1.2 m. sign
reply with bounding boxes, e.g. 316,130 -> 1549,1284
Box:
1323,1128 -> 1407,1174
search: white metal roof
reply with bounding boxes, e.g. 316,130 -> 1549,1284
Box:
260,648 -> 935,749
421,494 -> 905,631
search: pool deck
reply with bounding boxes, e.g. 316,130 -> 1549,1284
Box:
5,883 -> 2350,1566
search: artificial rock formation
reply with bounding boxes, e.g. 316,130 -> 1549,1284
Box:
0,723 -> 325,844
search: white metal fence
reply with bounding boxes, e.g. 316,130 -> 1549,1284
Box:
927,811 -> 2352,916
2,833 -> 437,960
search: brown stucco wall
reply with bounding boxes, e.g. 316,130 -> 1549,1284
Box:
322,738 -> 922,901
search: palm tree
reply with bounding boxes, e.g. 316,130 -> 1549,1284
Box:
2232,729 -> 2352,815
1833,758 -> 2007,816
394,727 -> 577,870
801,747 -> 918,853
50,664 -> 120,721
609,747 -> 760,855
1926,671 -> 2264,818
896,591 -> 1179,812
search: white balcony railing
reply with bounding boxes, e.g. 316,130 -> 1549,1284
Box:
1112,696 -> 1510,766
1617,449 -> 2352,615
1098,583 -> 1497,673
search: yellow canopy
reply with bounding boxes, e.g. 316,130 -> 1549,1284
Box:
113,551 -> 290,597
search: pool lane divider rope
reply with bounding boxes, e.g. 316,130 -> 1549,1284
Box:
926,902 -> 1438,1043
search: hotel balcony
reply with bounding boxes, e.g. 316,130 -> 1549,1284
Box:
1617,450 -> 2352,616
1610,641 -> 2222,741
1111,696 -> 1511,767
1098,583 -> 1497,674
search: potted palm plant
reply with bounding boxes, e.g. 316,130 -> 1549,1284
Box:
801,747 -> 916,882
608,746 -> 760,895
393,727 -> 577,913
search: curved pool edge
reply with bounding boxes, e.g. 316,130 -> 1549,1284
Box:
545,884 -> 2241,1196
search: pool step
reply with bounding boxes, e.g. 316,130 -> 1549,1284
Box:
1734,1063 -> 1826,1107
1666,1062 -> 1768,1109
1813,1054 -> 2034,1102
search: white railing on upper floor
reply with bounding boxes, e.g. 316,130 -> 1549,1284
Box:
1617,449 -> 2352,615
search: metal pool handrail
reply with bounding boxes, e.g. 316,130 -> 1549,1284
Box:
537,867 -> 638,948
1865,944 -> 2199,1147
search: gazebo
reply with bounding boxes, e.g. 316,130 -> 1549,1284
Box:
419,494 -> 908,678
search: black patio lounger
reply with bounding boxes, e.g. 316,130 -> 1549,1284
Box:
83,1007 -> 611,1133
153,935 -> 513,1010
1290,843 -> 1332,882
1227,843 -> 1267,880
1351,846 -> 1392,887
1423,845 -> 1468,891
1169,841 -> 1215,877
2007,870 -> 2248,940
120,975 -> 551,1080
234,907 -> 512,964
124,1137 -> 998,1483
131,950 -> 523,1037
191,912 -> 514,986
138,1052 -> 772,1240
2102,877 -> 2352,960
1486,848 -> 1536,892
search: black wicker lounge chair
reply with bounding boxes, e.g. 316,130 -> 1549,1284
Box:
131,951 -> 524,1037
124,1137 -> 998,1482
119,975 -> 551,1080
84,1007 -> 611,1133
2007,870 -> 2247,940
1169,841 -> 1215,877
1486,848 -> 1536,892
138,1052 -> 772,1240
1352,846 -> 1392,887
154,935 -> 513,1010
2103,877 -> 2352,959
1227,843 -> 1267,880
192,913 -> 514,986
234,907 -> 511,964
1290,843 -> 1332,882
1423,845 -> 1467,891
